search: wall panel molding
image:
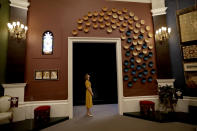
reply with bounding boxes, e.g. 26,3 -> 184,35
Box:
13,100 -> 69,122
10,0 -> 30,10
151,7 -> 167,16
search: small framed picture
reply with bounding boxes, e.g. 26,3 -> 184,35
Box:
43,71 -> 50,80
50,70 -> 58,80
11,97 -> 19,108
35,71 -> 43,80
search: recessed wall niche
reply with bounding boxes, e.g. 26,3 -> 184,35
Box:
42,31 -> 54,55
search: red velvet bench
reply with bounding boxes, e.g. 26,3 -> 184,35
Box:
140,101 -> 155,115
34,106 -> 50,122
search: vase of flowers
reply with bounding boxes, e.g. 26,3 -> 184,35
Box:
158,85 -> 178,113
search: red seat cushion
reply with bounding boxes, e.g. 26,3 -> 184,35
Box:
140,100 -> 155,105
35,106 -> 50,111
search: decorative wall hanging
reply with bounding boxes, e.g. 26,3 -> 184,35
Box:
43,71 -> 50,80
184,62 -> 197,71
42,31 -> 54,55
35,71 -> 42,80
128,81 -> 133,87
177,5 -> 197,95
35,70 -> 59,80
182,45 -> 197,59
71,7 -> 156,87
50,70 -> 58,80
179,10 -> 197,42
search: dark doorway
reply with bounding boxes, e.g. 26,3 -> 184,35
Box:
73,43 -> 117,106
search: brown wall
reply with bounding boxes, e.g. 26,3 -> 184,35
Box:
25,0 -> 157,101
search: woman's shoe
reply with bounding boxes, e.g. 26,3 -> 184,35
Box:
87,114 -> 93,117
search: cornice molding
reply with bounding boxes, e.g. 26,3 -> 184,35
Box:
151,7 -> 167,16
2,83 -> 27,88
9,0 -> 30,10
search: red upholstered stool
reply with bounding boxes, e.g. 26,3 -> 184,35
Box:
140,101 -> 155,115
34,106 -> 50,122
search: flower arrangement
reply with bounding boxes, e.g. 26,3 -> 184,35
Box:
158,85 -> 178,112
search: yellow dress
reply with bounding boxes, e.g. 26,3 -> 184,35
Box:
85,80 -> 93,108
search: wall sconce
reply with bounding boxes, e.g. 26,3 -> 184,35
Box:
7,21 -> 28,39
155,27 -> 171,42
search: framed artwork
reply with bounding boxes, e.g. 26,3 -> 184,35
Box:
35,71 -> 43,80
50,70 -> 58,80
182,45 -> 197,59
43,71 -> 50,80
179,11 -> 197,42
42,31 -> 54,55
177,6 -> 197,43
185,72 -> 197,88
184,62 -> 197,71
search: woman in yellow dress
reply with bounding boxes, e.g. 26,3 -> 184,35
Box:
85,74 -> 94,116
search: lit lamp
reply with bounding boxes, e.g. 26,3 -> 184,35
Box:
155,27 -> 171,42
7,21 -> 28,39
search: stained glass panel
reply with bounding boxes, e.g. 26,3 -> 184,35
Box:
42,31 -> 53,55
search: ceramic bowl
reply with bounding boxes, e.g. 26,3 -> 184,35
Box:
138,34 -> 144,39
133,76 -> 138,82
142,43 -> 147,49
138,72 -> 143,78
127,38 -> 132,43
130,45 -> 135,51
143,56 -> 149,61
124,75 -> 129,81
148,76 -> 153,82
124,68 -> 129,73
141,78 -> 146,83
138,52 -> 144,58
130,57 -> 135,63
124,60 -> 129,66
142,63 -> 146,69
125,51 -> 130,57
126,30 -> 131,36
137,65 -> 141,70
151,69 -> 156,74
148,61 -> 153,68
143,70 -> 148,75
148,52 -> 153,57
128,81 -> 133,87
131,70 -> 136,75
130,63 -> 135,69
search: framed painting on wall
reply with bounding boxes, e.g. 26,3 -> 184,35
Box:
50,70 -> 58,80
182,45 -> 197,59
185,72 -> 197,88
43,71 -> 50,80
35,71 -> 43,80
178,9 -> 197,43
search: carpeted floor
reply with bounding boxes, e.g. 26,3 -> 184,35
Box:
42,104 -> 197,131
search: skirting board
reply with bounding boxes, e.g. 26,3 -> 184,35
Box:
122,95 -> 197,113
13,100 -> 69,122
12,96 -> 197,122
122,95 -> 159,112
175,96 -> 197,112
